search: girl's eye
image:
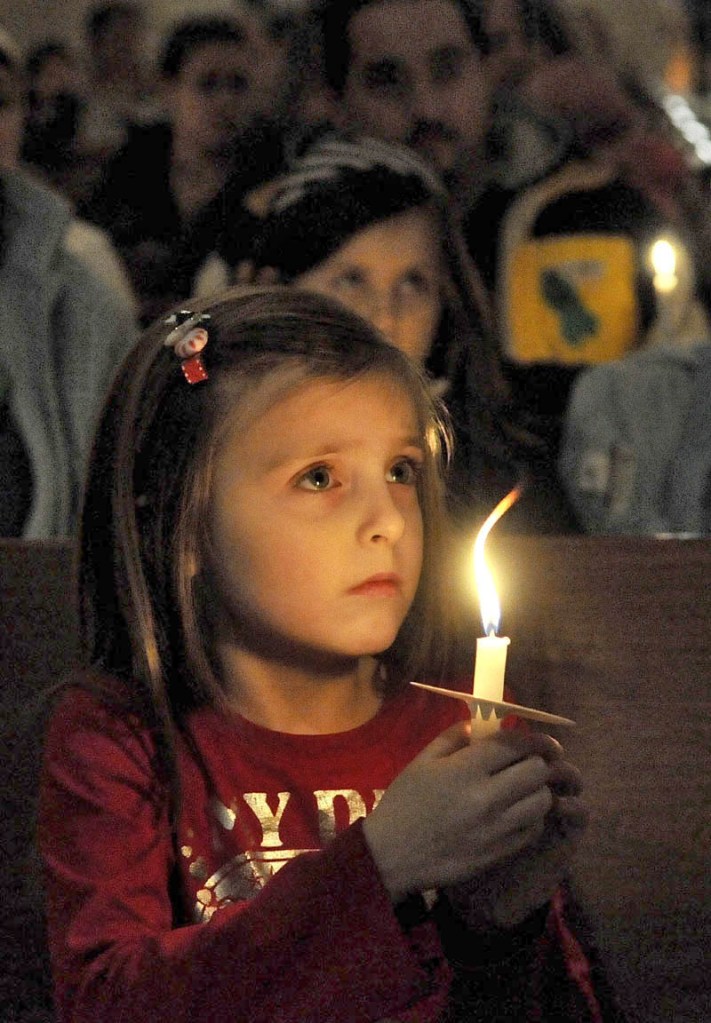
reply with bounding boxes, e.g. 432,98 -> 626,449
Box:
387,458 -> 422,486
296,465 -> 335,491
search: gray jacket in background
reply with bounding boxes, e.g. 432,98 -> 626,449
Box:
559,341 -> 711,535
0,169 -> 137,538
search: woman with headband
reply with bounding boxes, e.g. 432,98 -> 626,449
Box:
198,134 -> 580,533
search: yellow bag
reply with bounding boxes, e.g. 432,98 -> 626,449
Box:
505,233 -> 638,364
497,161 -> 642,365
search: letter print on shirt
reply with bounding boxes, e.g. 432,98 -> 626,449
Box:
181,789 -> 385,922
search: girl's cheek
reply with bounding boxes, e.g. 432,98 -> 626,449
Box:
287,490 -> 344,519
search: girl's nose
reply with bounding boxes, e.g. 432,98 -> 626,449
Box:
357,481 -> 406,545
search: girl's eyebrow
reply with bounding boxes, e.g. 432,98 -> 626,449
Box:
401,437 -> 426,455
264,436 -> 425,473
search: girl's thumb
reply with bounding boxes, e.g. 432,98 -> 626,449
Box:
417,720 -> 471,761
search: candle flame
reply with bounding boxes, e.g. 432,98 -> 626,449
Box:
473,486 -> 522,635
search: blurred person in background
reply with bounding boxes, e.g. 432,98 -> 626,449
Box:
80,14 -> 295,325
78,3 -> 319,326
21,41 -> 84,196
200,133 -> 579,532
315,0 -> 492,208
480,0 -> 711,537
313,0 -> 710,530
0,26 -> 136,315
468,2 -> 711,372
77,2 -> 157,165
199,133 -> 491,381
478,0 -> 708,204
231,0 -> 303,133
314,0 -> 710,239
560,337 -> 711,535
0,26 -> 137,538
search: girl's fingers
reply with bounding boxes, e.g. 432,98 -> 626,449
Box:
496,785 -> 553,837
493,730 -> 564,764
550,795 -> 589,833
474,731 -> 563,780
486,819 -> 545,865
485,755 -> 550,814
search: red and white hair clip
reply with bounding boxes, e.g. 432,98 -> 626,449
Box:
163,310 -> 211,384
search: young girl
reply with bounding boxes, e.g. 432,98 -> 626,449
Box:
39,287 -> 607,1022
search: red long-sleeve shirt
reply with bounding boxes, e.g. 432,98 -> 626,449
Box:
38,677 -> 603,1022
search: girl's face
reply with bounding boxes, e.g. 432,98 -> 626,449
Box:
205,373 -> 424,669
294,208 -> 442,366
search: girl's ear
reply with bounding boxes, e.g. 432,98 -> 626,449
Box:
186,552 -> 200,580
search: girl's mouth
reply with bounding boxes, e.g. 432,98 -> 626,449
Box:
348,574 -> 401,596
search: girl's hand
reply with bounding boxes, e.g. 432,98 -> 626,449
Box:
362,724 -> 558,904
445,750 -> 588,929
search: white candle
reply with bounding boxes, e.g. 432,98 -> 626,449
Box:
470,488 -> 521,737
412,485 -> 575,730
471,634 -> 510,736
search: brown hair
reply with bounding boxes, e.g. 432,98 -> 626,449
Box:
250,134 -> 505,407
79,286 -> 454,816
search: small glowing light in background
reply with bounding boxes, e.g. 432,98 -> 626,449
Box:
661,92 -> 711,167
650,238 -> 679,294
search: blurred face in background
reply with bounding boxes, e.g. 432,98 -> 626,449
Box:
167,40 -> 260,155
484,0 -> 535,89
339,0 -> 490,187
295,207 -> 442,365
236,3 -> 293,122
90,9 -> 145,90
31,52 -> 81,102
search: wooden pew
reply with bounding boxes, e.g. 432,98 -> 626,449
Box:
0,540 -> 77,1022
482,535 -> 711,1023
0,537 -> 708,1022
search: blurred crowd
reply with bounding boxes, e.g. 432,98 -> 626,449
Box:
3,0 -> 711,539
